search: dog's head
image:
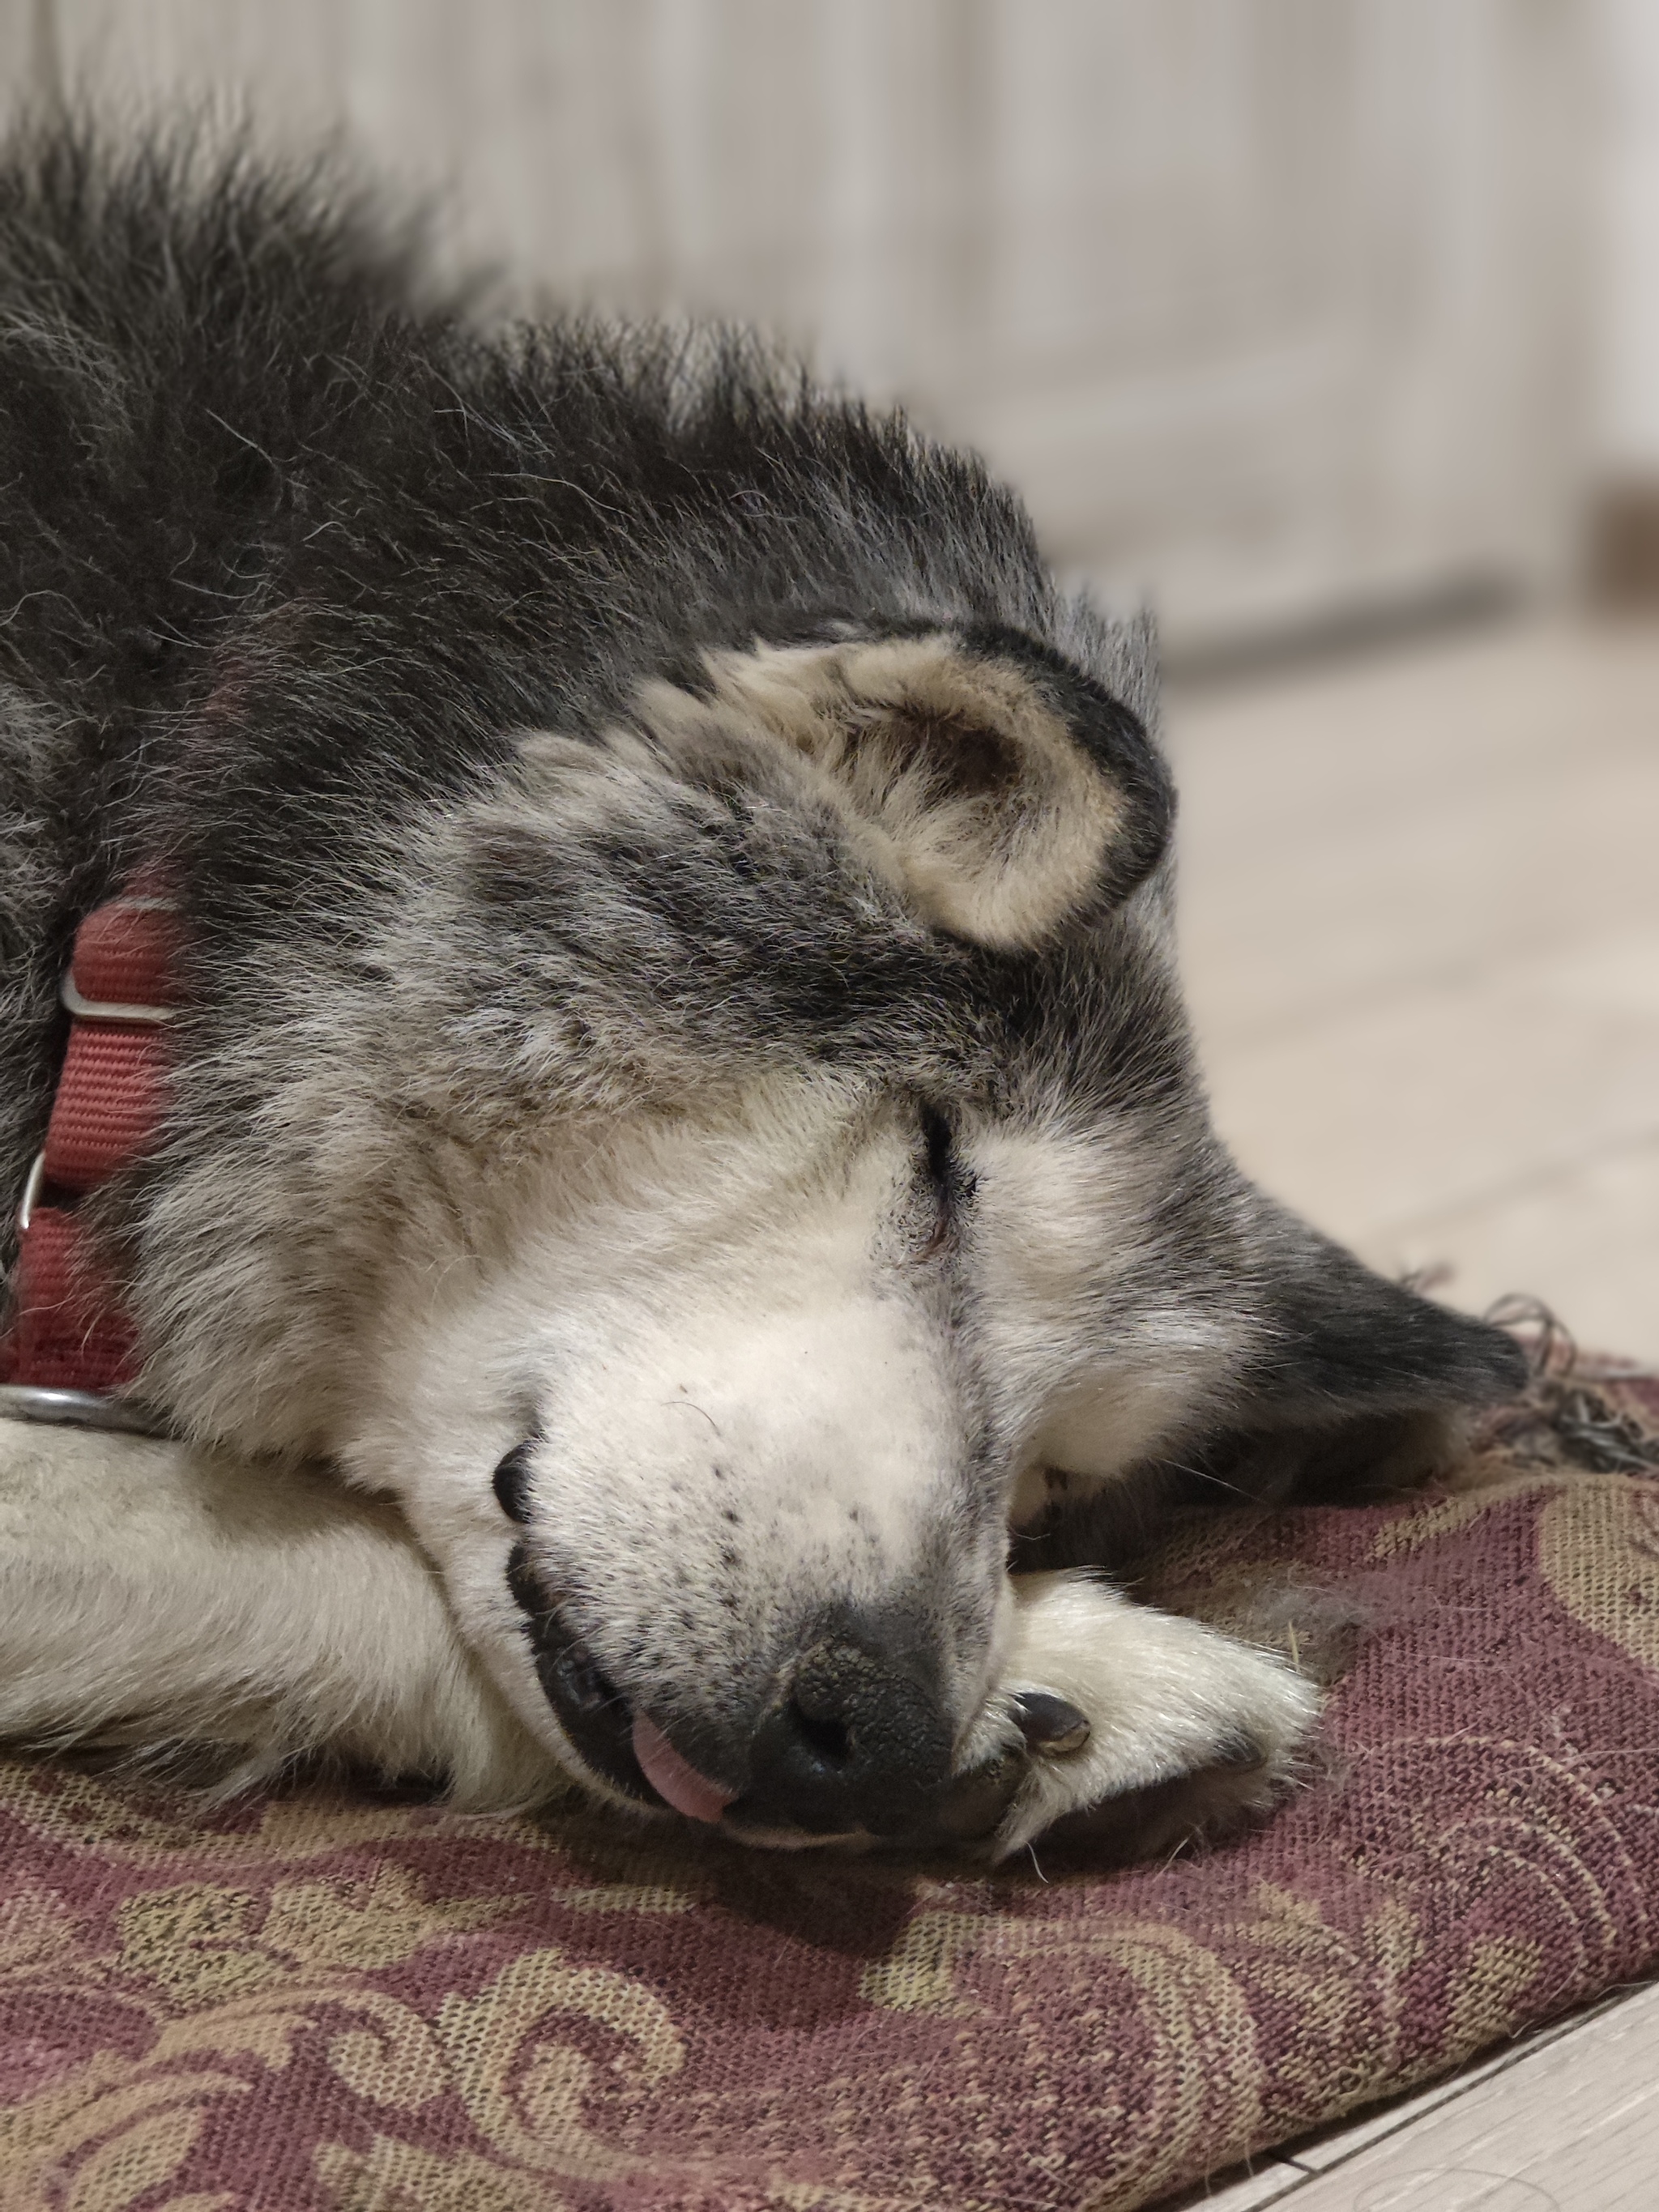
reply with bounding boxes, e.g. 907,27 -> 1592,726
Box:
275,618 -> 1522,1845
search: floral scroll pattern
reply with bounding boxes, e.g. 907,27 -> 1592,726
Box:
2,1373 -> 1657,2212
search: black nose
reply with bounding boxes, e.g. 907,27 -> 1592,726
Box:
736,1633 -> 954,1837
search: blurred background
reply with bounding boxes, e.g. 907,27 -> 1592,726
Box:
2,0 -> 1655,1353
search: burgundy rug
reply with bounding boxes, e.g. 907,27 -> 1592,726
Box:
2,1362 -> 1657,2212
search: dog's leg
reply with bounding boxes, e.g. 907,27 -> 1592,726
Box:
0,1421 -> 554,1807
959,1571 -> 1321,1861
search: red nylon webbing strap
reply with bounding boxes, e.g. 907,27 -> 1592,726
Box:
67,896 -> 179,1016
44,1025 -> 168,1191
1,1205 -> 139,1392
0,893 -> 175,1394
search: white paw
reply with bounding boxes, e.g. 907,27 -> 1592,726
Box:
962,1571 -> 1321,1861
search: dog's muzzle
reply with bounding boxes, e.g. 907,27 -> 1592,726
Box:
508,1549 -> 979,1842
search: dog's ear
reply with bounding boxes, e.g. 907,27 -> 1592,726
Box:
1217,1207 -> 1529,1500
647,627 -> 1173,948
1242,1209 -> 1527,1421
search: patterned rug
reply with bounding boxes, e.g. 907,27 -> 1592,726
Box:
2,1357 -> 1657,2212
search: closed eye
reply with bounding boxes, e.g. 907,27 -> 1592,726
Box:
921,1104 -> 955,1192
916,1104 -> 972,1253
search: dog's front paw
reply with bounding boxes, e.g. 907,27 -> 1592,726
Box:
1000,1652 -> 1320,1865
970,1571 -> 1321,1863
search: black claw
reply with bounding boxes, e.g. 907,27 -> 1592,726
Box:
1013,1691 -> 1090,1756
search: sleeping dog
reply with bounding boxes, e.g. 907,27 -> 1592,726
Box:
0,125 -> 1525,1858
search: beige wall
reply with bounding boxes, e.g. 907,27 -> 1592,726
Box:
5,1 -> 1592,651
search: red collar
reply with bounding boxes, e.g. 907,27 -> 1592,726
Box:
0,890 -> 176,1429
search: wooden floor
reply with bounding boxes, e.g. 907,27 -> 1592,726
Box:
1154,610 -> 1659,2210
1171,611 -> 1659,1364
1163,1980 -> 1659,2209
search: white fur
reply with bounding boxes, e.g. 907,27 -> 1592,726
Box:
306,1082 -> 1263,1794
0,1420 -> 550,1806
340,1086 -> 1003,1778
0,1415 -> 1319,1852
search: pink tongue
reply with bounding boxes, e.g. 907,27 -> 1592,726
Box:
631,1713 -> 736,1824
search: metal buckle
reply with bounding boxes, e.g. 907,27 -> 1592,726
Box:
17,1150 -> 45,1236
59,893 -> 179,1025
0,1384 -> 170,1435
2,893 -> 179,1439
59,974 -> 175,1024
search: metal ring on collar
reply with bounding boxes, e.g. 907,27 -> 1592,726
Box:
16,1150 -> 45,1236
0,1383 -> 173,1436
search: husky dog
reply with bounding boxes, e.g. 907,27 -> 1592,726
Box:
0,127 -> 1525,1859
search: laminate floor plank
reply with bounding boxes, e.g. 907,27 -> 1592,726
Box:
1168,612 -> 1659,1360
1250,1980 -> 1659,2209
1154,2154 -> 1307,2210
1158,1986 -> 1657,2210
